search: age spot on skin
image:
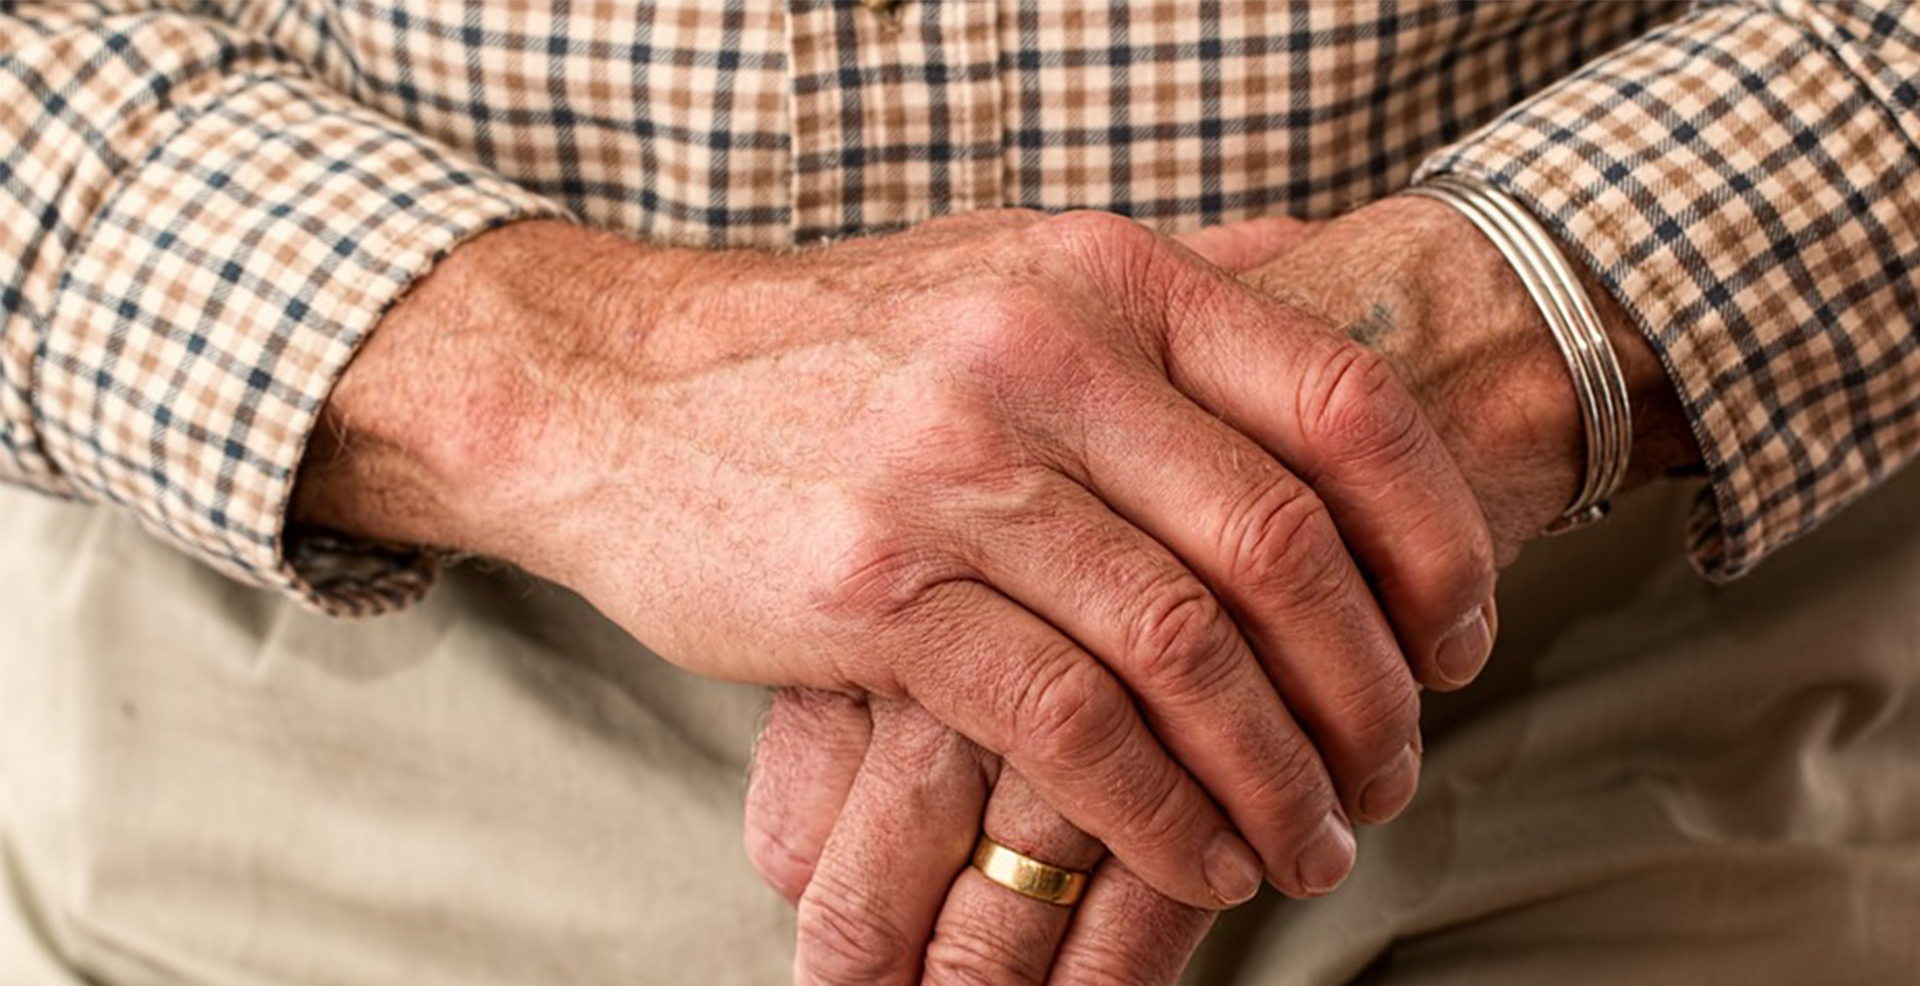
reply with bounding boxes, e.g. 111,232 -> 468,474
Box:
1343,302 -> 1397,350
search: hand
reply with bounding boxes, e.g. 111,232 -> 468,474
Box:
293,209 -> 1498,908
741,198 -> 1706,986
749,691 -> 1213,986
746,223 -> 1326,986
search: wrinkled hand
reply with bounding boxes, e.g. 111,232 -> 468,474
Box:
297,207 -> 1499,910
746,221 -> 1322,986
743,195 -> 1700,985
751,691 -> 1214,986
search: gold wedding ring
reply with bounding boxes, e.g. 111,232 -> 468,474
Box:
970,835 -> 1089,907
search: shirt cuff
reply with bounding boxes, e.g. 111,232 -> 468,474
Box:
35,72 -> 569,616
1416,1 -> 1920,580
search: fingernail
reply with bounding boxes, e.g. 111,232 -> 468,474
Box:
1296,812 -> 1357,896
1359,742 -> 1421,822
1434,604 -> 1494,687
1205,832 -> 1264,906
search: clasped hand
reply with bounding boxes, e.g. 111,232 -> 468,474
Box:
732,208 -> 1543,986
301,200 -> 1598,986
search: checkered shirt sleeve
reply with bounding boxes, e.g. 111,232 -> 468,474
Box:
3,1 -> 1914,614
0,3 -> 568,613
1421,0 -> 1920,580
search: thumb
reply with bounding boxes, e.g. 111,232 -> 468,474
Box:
1174,215 -> 1315,272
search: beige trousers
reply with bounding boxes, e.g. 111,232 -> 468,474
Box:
3,467 -> 1918,986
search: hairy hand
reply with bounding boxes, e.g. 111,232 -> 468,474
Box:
743,197 -> 1703,986
294,208 -> 1497,911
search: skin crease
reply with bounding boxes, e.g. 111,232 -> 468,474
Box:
295,207 -> 1511,914
746,197 -> 1703,986
292,200 -> 1700,984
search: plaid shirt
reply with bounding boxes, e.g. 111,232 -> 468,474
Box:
1,1 -> 1915,616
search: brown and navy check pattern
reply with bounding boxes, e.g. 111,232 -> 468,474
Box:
0,0 -> 1913,614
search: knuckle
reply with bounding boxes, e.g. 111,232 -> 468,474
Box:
867,703 -> 978,782
1048,875 -> 1210,986
815,523 -> 967,629
1220,473 -> 1347,608
1300,343 -> 1429,470
1237,733 -> 1336,828
953,288 -> 1111,402
1041,209 -> 1160,260
1124,577 -> 1240,703
1034,211 -> 1216,333
1053,946 -> 1174,986
1053,961 -> 1147,986
958,286 -> 1057,361
1051,939 -> 1169,986
1331,660 -> 1422,759
1449,519 -> 1499,606
1107,763 -> 1197,861
1006,661 -> 1201,858
743,820 -> 817,904
761,689 -> 872,761
923,922 -> 1049,986
1392,500 -> 1498,617
796,879 -> 915,986
1009,655 -> 1129,774
920,953 -> 1003,986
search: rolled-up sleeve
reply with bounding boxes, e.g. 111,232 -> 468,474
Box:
1419,0 -> 1920,580
0,4 -> 568,615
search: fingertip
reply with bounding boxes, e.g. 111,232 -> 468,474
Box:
1431,600 -> 1495,689
1292,811 -> 1357,897
1355,740 -> 1421,824
1203,831 -> 1264,907
743,820 -> 816,905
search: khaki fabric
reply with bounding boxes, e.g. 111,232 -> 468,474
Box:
0,488 -> 794,985
3,466 -> 1919,985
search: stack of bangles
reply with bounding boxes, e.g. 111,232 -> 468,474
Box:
1405,173 -> 1634,533
967,177 -> 1635,910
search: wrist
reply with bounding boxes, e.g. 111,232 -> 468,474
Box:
1392,192 -> 1702,544
1245,195 -> 1699,557
290,219 -> 680,566
1389,189 -> 1700,489
1384,195 -> 1590,543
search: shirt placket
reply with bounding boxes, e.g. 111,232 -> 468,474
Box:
784,0 -> 1004,243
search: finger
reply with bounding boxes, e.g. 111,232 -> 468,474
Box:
1048,860 -> 1215,986
1034,344 -> 1417,844
1156,250 -> 1499,691
745,688 -> 874,903
889,580 -> 1264,910
922,771 -> 1103,986
1047,212 -> 1490,686
793,701 -> 992,986
969,475 -> 1353,898
1076,387 -> 1407,856
1174,216 -> 1314,273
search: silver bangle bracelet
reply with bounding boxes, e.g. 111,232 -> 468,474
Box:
1404,174 -> 1632,534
